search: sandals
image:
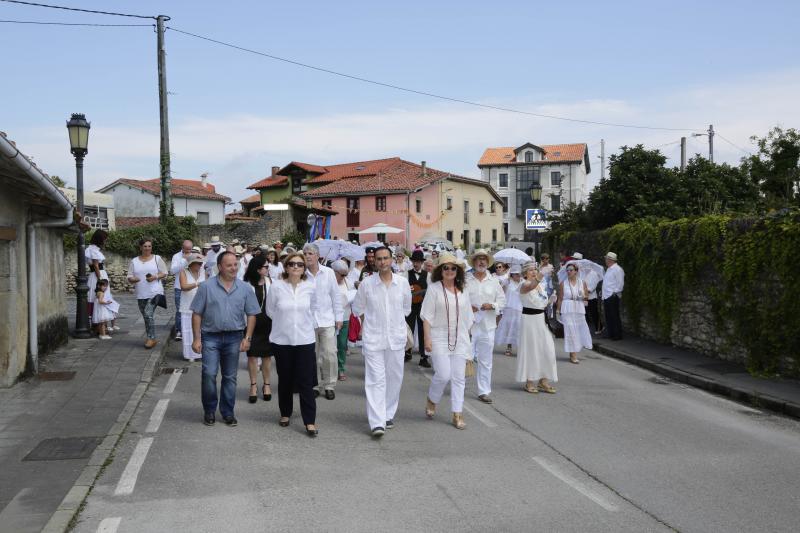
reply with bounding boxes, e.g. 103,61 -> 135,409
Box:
249,382 -> 257,404
569,355 -> 580,364
425,397 -> 436,419
452,413 -> 466,430
279,417 -> 290,427
538,381 -> 557,394
263,383 -> 272,401
523,383 -> 539,394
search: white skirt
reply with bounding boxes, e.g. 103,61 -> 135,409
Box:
495,309 -> 521,346
181,311 -> 201,360
92,302 -> 116,324
562,312 -> 593,353
516,312 -> 557,382
87,271 -> 110,303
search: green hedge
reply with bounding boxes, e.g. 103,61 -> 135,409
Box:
546,213 -> 800,377
64,217 -> 198,258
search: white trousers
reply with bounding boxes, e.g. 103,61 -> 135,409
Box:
180,311 -> 201,360
471,327 -> 496,396
428,353 -> 467,413
315,326 -> 338,391
363,347 -> 405,430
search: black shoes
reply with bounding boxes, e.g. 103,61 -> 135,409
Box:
404,351 -> 412,362
203,413 -> 215,426
263,383 -> 272,401
306,425 -> 319,437
385,419 -> 395,429
223,416 -> 238,427
371,427 -> 385,437
249,382 -> 257,404
324,389 -> 336,400
314,390 -> 320,398
419,357 -> 431,368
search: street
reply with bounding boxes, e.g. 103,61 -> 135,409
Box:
71,341 -> 800,533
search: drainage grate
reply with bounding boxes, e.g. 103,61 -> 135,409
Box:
23,436 -> 102,461
160,367 -> 188,375
38,371 -> 76,381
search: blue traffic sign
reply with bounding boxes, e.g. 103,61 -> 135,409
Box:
525,208 -> 546,230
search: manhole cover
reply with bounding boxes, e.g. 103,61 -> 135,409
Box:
39,371 -> 76,381
23,436 -> 102,461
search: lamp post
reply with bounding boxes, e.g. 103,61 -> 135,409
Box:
530,184 -> 543,258
67,113 -> 92,338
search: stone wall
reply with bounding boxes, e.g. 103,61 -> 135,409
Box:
65,249 -> 174,293
195,211 -> 292,247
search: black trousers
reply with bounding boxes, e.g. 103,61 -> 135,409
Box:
272,342 -> 317,425
405,303 -> 426,358
603,295 -> 623,340
586,298 -> 601,332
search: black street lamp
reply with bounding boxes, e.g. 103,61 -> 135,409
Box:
67,113 -> 92,338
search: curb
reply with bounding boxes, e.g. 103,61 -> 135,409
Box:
42,332 -> 173,533
592,341 -> 800,421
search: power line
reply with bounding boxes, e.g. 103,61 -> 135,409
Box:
0,18 -> 152,26
166,25 -> 704,133
716,133 -> 752,155
0,0 -> 155,19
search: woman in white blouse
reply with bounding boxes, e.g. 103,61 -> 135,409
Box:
265,248 -> 284,281
127,237 -> 168,349
86,230 -> 117,333
517,263 -> 557,393
331,260 -> 356,381
178,253 -> 206,361
265,252 -> 320,437
421,253 -> 474,430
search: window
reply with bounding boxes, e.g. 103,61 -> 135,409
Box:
377,232 -> 386,243
498,173 -> 509,188
490,201 -> 496,214
347,232 -> 359,243
550,171 -> 562,186
375,196 -> 386,212
515,166 -> 541,217
503,223 -> 509,239
463,200 -> 469,224
551,194 -> 561,212
321,199 -> 332,208
291,172 -> 305,194
479,201 -> 484,214
446,230 -> 453,243
492,229 -> 498,242
196,211 -> 209,225
525,151 -> 533,163
346,197 -> 360,227
82,205 -> 109,229
446,196 -> 453,210
475,229 -> 481,246
502,197 -> 508,214
415,198 -> 422,213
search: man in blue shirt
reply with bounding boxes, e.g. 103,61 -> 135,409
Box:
191,251 -> 260,427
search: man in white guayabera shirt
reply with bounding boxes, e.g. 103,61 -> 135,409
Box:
303,243 -> 343,400
466,249 -> 506,405
602,252 -> 625,341
352,246 -> 411,437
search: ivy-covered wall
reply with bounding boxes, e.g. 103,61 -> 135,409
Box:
546,214 -> 800,377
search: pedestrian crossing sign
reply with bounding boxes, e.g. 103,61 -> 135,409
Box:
525,209 -> 546,230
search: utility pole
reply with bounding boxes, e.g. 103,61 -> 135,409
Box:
156,15 -> 172,221
708,124 -> 714,163
680,136 -> 687,171
600,138 -> 606,180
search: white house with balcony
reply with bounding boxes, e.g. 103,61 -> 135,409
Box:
477,143 -> 591,241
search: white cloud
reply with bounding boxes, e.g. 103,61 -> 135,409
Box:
9,68 -> 800,202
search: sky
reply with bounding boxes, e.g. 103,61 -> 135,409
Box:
1,0 -> 799,207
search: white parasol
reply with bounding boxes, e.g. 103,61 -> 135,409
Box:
357,222 -> 404,235
557,259 -> 605,283
492,248 -> 533,266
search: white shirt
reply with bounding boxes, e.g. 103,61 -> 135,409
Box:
128,255 -> 167,299
455,249 -> 466,260
602,263 -> 625,299
305,264 -> 343,328
179,268 -> 206,313
352,272 -> 411,352
346,266 -> 362,285
583,270 -> 602,300
268,261 -> 284,281
205,248 -> 221,276
265,278 -> 319,346
466,272 -> 506,331
170,250 -> 189,276
337,279 -> 356,322
420,281 -> 474,359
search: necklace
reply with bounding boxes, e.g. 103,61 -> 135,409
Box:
442,283 -> 459,351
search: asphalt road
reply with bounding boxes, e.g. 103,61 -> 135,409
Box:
72,341 -> 800,533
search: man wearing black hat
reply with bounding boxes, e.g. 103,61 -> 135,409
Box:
405,250 -> 431,367
357,246 -> 377,286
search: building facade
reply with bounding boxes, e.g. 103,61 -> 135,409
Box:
59,188 -> 116,230
96,177 -> 230,225
477,143 -> 591,241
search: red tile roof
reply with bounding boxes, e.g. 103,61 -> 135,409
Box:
246,175 -> 289,190
478,143 -> 588,167
292,200 -> 338,215
99,178 -> 230,202
239,193 -> 261,205
302,157 -> 402,185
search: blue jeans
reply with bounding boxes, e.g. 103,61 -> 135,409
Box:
174,288 -> 181,334
201,331 -> 243,418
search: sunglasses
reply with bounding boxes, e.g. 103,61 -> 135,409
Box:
495,264 -> 507,269
286,261 -> 305,268
441,265 -> 458,272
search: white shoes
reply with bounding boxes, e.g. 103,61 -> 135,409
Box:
99,335 -> 112,340
112,325 -> 121,331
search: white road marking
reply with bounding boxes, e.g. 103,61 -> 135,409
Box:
97,516 -> 122,532
163,369 -> 182,394
145,399 -> 170,433
114,437 -> 154,496
417,368 -> 497,428
532,456 -> 619,512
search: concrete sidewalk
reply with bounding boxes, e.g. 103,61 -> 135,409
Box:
593,336 -> 800,420
0,292 -> 173,533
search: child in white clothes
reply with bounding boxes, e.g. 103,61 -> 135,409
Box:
92,279 -> 119,339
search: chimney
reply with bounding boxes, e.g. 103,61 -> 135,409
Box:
200,172 -> 209,188
421,161 -> 427,177
271,166 -> 280,177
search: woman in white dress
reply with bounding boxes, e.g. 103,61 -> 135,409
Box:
558,262 -> 593,364
127,237 -> 168,349
265,248 -> 284,281
179,253 -> 206,361
495,264 -> 523,356
421,253 -> 474,430
86,230 -> 118,332
517,263 -> 557,393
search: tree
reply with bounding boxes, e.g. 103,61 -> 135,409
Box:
585,144 -> 680,229
742,126 -> 800,208
50,175 -> 68,187
675,156 -> 758,215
